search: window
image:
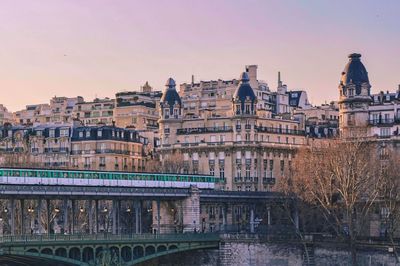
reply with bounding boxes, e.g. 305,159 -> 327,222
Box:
49,129 -> 55,138
79,131 -> 83,138
380,128 -> 391,137
210,167 -> 215,176
219,167 -> 225,178
97,130 -> 102,137
86,130 -> 91,138
60,128 -> 69,137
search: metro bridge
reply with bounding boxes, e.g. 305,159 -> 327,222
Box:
0,233 -> 220,266
0,168 -> 294,265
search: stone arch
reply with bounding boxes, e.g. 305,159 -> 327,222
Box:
145,245 -> 155,256
55,248 -> 67,257
121,246 -> 132,262
157,245 -> 167,253
82,247 -> 94,263
169,245 -> 178,250
26,248 -> 39,253
41,248 -> 53,255
133,246 -> 144,259
69,247 -> 81,261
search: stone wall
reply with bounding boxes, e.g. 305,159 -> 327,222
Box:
139,238 -> 399,266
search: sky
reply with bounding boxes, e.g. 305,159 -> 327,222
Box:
0,0 -> 399,111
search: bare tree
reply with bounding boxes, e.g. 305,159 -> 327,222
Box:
146,152 -> 185,173
378,149 -> 400,262
289,137 -> 381,266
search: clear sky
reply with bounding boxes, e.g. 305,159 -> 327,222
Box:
1,0 -> 399,111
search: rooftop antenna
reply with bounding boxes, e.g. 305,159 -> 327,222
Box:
191,74 -> 194,85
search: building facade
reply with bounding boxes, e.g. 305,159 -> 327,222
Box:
0,124 -> 147,171
158,74 -> 313,192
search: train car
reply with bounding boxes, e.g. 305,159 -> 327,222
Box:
0,168 -> 220,189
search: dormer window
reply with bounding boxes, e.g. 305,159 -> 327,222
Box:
79,131 -> 83,138
86,131 -> 90,138
245,104 -> 250,114
97,130 -> 102,137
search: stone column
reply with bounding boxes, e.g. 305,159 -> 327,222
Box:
267,206 -> 271,226
182,186 -> 200,233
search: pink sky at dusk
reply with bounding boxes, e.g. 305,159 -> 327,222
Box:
0,0 -> 399,111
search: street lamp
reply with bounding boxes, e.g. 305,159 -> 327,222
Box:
54,207 -> 60,213
79,206 -> 85,213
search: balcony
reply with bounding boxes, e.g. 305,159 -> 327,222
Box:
234,177 -> 242,183
176,126 -> 233,135
263,177 -> 276,185
235,125 -> 241,131
368,118 -> 400,126
245,124 -> 251,130
255,126 -> 305,136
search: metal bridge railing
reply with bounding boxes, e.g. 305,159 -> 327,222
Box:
0,233 -> 220,244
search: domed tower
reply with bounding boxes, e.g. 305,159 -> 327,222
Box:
233,72 -> 257,116
159,78 -> 182,147
160,78 -> 182,120
338,53 -> 372,136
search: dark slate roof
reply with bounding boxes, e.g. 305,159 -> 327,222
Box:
288,91 -> 303,107
233,72 -> 256,102
340,53 -> 369,87
71,126 -> 147,144
160,78 -> 182,107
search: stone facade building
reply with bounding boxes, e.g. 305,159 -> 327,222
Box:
0,124 -> 147,171
158,74 -> 312,192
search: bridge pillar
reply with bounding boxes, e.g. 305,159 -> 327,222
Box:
46,199 -> 51,235
134,200 -> 141,234
63,199 -> 69,234
20,199 -> 25,235
10,199 -> 15,235
182,185 -> 200,233
112,200 -> 119,235
71,199 -> 76,234
88,200 -> 93,234
37,199 -> 43,234
222,204 -> 227,232
95,199 -> 99,234
250,207 -> 255,233
151,200 -> 176,234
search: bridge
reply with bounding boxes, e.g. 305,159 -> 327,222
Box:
0,233 -> 220,266
0,168 -> 295,265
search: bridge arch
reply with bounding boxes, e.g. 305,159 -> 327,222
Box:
55,247 -> 67,257
27,248 -> 39,253
157,245 -> 167,252
145,245 -> 155,256
121,246 -> 132,262
82,247 -> 94,263
69,247 -> 81,261
41,248 -> 53,255
133,245 -> 144,259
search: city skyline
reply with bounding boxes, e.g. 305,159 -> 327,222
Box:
1,0 -> 400,111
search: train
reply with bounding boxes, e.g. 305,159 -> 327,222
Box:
0,168 -> 219,189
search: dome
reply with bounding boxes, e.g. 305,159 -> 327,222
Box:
233,72 -> 256,102
340,53 -> 369,87
160,77 -> 182,108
